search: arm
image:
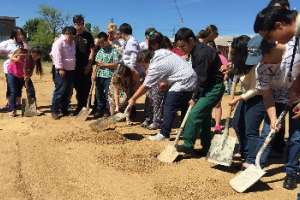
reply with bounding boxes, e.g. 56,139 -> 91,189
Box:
262,88 -> 277,130
128,84 -> 148,106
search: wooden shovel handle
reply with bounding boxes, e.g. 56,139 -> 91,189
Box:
86,80 -> 95,110
174,104 -> 193,145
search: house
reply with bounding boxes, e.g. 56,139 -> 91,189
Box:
215,35 -> 234,59
0,16 -> 18,42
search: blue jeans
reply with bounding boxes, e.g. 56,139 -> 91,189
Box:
232,95 -> 265,164
260,103 -> 300,177
7,73 -> 24,111
51,70 -> 75,114
160,91 -> 192,137
95,77 -> 111,113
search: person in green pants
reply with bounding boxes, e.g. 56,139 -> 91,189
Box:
175,28 -> 225,155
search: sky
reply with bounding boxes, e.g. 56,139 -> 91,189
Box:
1,0 -> 300,41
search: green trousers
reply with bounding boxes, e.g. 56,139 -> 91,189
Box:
183,82 -> 225,153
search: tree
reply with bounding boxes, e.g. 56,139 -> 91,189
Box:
38,4 -> 70,38
31,20 -> 55,60
23,18 -> 44,41
91,26 -> 100,37
85,23 -> 92,32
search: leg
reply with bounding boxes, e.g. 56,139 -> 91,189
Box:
159,92 -> 192,138
231,101 -> 246,158
51,70 -> 67,114
7,74 -> 18,112
182,83 -> 225,152
244,96 -> 265,164
26,79 -> 36,100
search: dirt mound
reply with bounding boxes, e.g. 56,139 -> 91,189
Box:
97,145 -> 163,174
54,129 -> 127,145
154,177 -> 236,200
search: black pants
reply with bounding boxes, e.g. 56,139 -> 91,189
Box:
73,71 -> 92,111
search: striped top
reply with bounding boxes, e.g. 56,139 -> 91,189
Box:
143,49 -> 197,92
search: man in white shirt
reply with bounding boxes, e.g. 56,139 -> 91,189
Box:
119,23 -> 142,75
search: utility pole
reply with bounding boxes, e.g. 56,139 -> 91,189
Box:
174,0 -> 184,26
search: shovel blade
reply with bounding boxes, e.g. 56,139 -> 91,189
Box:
157,144 -> 179,163
112,112 -> 127,122
22,98 -> 38,117
77,107 -> 91,121
89,117 -> 117,132
207,134 -> 237,167
230,165 -> 266,193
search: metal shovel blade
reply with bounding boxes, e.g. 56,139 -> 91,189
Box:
229,165 -> 266,193
89,116 -> 117,132
207,134 -> 237,167
157,143 -> 179,163
112,112 -> 128,122
22,98 -> 38,117
77,107 -> 92,121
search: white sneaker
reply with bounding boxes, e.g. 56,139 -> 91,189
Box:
148,133 -> 166,141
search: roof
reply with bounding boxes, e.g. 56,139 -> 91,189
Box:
215,36 -> 234,47
0,16 -> 19,20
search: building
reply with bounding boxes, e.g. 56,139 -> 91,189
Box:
0,16 -> 18,42
215,35 -> 234,59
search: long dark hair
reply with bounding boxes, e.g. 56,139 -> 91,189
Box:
10,27 -> 27,47
230,35 -> 253,75
29,47 -> 43,75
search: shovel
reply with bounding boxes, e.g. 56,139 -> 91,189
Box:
89,105 -> 131,132
77,80 -> 95,121
206,79 -> 238,166
229,108 -> 289,193
157,104 -> 193,163
22,79 -> 38,117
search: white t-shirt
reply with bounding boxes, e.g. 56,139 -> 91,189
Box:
256,37 -> 300,103
143,49 -> 197,92
0,39 -> 21,73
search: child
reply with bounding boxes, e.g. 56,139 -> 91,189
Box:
6,48 -> 28,117
92,32 -> 119,118
229,35 -> 266,168
128,49 -> 197,141
108,63 -> 140,116
24,47 -> 44,114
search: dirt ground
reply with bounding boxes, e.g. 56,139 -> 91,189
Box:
0,63 -> 298,200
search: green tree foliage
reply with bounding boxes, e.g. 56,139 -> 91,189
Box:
91,26 -> 100,37
85,23 -> 92,32
38,4 -> 70,38
23,18 -> 44,41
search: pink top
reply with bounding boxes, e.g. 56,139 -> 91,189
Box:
219,53 -> 229,66
50,35 -> 76,71
8,60 -> 25,78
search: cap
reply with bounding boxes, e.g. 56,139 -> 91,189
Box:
245,34 -> 263,65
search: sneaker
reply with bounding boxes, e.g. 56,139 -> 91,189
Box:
213,124 -> 223,134
141,120 -> 151,128
94,111 -> 104,119
241,162 -> 252,170
52,113 -> 61,120
175,144 -> 193,155
8,111 -> 17,117
148,133 -> 166,141
62,110 -> 71,116
147,123 -> 161,130
283,175 -> 297,190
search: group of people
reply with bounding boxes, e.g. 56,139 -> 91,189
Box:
1,0 -> 300,193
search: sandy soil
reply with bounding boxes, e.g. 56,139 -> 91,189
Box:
0,64 -> 297,200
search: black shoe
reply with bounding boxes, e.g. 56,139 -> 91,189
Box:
175,144 -> 193,155
62,110 -> 71,116
283,175 -> 297,190
94,112 -> 104,119
52,113 -> 61,120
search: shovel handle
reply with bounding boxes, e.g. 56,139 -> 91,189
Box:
223,76 -> 238,139
255,106 -> 290,169
86,80 -> 95,110
174,104 -> 193,145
